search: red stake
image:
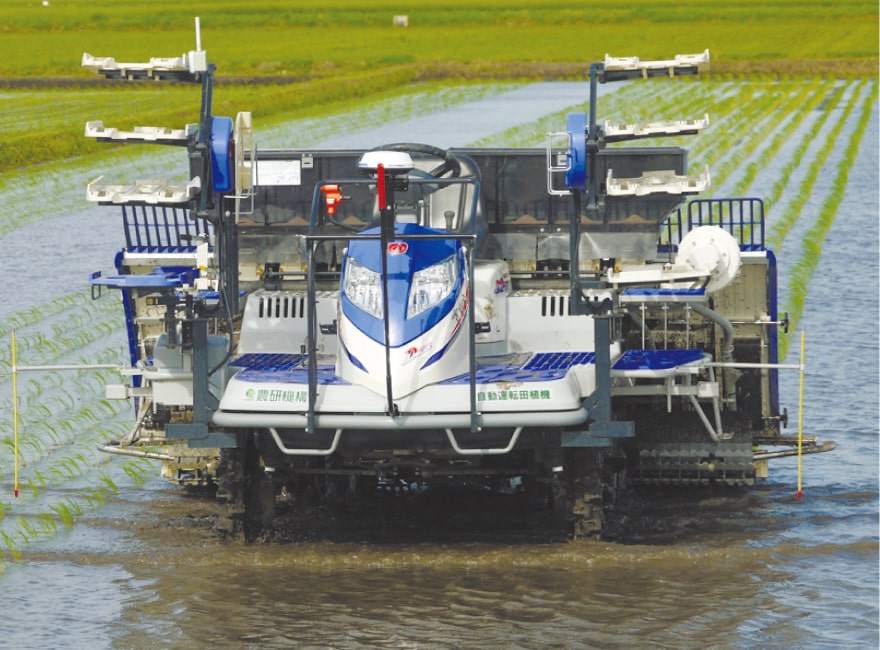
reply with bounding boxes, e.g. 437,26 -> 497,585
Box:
377,163 -> 386,210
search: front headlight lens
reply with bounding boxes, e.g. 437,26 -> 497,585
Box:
408,254 -> 458,318
343,257 -> 382,317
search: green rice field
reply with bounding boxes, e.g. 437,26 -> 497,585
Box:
2,0 -> 876,77
1,0 -> 876,172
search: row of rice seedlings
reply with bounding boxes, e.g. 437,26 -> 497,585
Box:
0,143 -> 181,240
260,81 -> 519,149
702,81 -> 800,156
18,450 -> 108,498
610,79 -> 779,185
686,81 -> 763,162
610,78 -> 698,123
728,79 -> 836,199
49,308 -> 119,341
0,358 -> 125,449
628,80 -> 763,159
7,446 -> 155,518
0,515 -> 59,559
18,447 -> 120,505
0,340 -> 124,404
698,81 -> 823,194
618,79 -> 742,159
624,77 -> 717,125
471,77 -> 700,149
0,309 -> 125,373
0,283 -> 132,505
4,368 -> 129,438
0,391 -> 130,475
3,79 -> 498,235
778,81 -> 878,360
624,76 -> 747,139
0,460 -> 155,561
766,79 -> 869,255
0,345 -> 132,461
43,470 -> 133,528
0,290 -> 117,338
0,297 -> 123,376
5,367 -> 108,421
764,83 -> 847,196
721,79 -> 831,187
763,85 -> 850,237
672,80 -> 846,248
1,448 -> 113,521
0,414 -> 134,519
622,80 -> 759,175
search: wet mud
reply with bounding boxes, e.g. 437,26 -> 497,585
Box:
155,480 -> 766,550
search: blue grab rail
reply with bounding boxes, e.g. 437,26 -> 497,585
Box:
121,205 -> 214,253
661,197 -> 766,253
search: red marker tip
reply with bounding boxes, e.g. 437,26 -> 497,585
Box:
14,489 -> 19,498
796,491 -> 802,500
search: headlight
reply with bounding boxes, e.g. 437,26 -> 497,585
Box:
408,254 -> 458,318
344,257 -> 382,317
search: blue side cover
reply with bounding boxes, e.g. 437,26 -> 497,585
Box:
565,112 -> 587,192
210,116 -> 234,193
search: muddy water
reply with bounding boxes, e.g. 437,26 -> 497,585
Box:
4,477 -> 877,648
0,83 -> 877,648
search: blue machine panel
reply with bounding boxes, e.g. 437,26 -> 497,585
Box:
612,349 -> 704,371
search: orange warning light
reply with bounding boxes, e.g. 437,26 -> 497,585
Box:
322,184 -> 344,216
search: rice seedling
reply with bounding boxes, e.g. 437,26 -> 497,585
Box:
0,529 -> 20,559
98,474 -> 118,494
122,459 -> 155,487
49,500 -> 75,529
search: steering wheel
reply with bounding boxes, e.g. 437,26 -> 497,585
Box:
370,142 -> 462,178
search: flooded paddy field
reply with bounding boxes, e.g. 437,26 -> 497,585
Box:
0,79 -> 877,648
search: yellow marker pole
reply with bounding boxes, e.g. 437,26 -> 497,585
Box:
12,330 -> 20,498
797,329 -> 805,500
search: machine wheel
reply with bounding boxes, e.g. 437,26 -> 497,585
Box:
215,432 -> 276,541
552,449 -> 606,540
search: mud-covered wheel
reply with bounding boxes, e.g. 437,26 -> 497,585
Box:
552,449 -> 606,540
215,447 -> 245,539
569,477 -> 603,538
320,454 -> 351,511
215,433 -> 276,541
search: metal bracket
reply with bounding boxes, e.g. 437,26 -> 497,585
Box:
562,420 -> 635,447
